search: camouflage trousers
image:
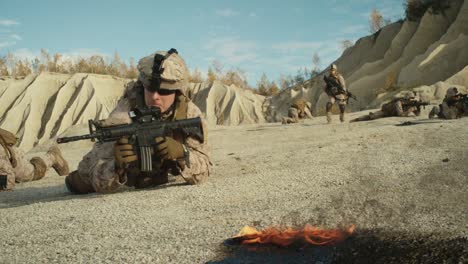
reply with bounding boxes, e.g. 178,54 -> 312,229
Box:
326,95 -> 347,123
0,147 -> 54,191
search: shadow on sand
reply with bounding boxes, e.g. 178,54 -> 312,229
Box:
0,181 -> 188,209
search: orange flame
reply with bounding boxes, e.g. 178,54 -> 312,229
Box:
232,224 -> 355,247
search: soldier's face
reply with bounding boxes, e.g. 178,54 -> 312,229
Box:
144,88 -> 176,113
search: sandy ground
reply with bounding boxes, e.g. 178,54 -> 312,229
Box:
0,108 -> 467,263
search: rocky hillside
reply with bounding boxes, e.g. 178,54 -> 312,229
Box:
267,0 -> 468,120
0,74 -> 265,152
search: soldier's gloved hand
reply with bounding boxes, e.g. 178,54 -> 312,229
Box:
154,137 -> 185,161
114,137 -> 137,169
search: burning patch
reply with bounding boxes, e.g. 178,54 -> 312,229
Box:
226,224 -> 355,247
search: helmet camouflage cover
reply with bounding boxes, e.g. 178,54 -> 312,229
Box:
446,87 -> 460,97
137,48 -> 189,92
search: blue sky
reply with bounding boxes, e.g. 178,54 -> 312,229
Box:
0,0 -> 404,86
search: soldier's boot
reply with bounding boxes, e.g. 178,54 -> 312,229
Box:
65,170 -> 95,194
46,146 -> 70,176
326,112 -> 332,124
339,112 -> 345,123
30,157 -> 48,181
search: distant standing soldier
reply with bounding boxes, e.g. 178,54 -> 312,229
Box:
64,49 -> 211,194
324,64 -> 348,123
0,128 -> 69,191
282,98 -> 313,124
429,87 -> 467,119
350,92 -> 424,122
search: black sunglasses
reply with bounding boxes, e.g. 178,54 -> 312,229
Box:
144,85 -> 176,95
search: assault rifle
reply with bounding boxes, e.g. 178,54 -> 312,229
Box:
57,106 -> 204,172
406,100 -> 430,109
323,75 -> 357,101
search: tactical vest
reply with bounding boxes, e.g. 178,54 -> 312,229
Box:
0,128 -> 18,168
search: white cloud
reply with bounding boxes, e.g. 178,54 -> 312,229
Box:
6,48 -> 110,63
204,37 -> 257,64
0,20 -> 19,26
249,12 -> 258,18
0,41 -> 16,49
10,48 -> 40,60
215,9 -> 239,17
10,34 -> 21,40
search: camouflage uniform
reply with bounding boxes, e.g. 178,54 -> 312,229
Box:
429,87 -> 466,119
0,128 -> 69,191
65,49 -> 211,194
350,93 -> 421,122
324,64 -> 348,123
282,99 -> 313,124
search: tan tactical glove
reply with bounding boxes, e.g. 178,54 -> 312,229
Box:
154,137 -> 185,161
114,137 -> 138,169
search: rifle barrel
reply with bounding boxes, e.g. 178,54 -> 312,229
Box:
57,134 -> 96,144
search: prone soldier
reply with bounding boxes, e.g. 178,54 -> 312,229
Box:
350,92 -> 425,122
429,87 -> 467,119
281,99 -> 313,124
64,49 -> 212,194
0,128 -> 69,191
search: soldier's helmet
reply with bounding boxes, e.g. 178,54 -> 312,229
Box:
446,87 -> 460,97
403,91 -> 417,100
137,48 -> 189,93
330,64 -> 338,71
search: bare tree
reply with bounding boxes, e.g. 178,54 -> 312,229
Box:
369,9 -> 390,34
0,56 -> 9,76
211,59 -> 224,76
312,52 -> 321,73
340,40 -> 354,51
189,68 -> 204,83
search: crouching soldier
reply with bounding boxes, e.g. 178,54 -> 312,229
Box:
64,49 -> 212,194
0,128 -> 69,191
429,87 -> 466,119
281,98 -> 313,124
324,64 -> 348,123
350,92 -> 423,122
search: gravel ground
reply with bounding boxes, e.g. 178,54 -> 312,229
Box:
1,110 -> 467,263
